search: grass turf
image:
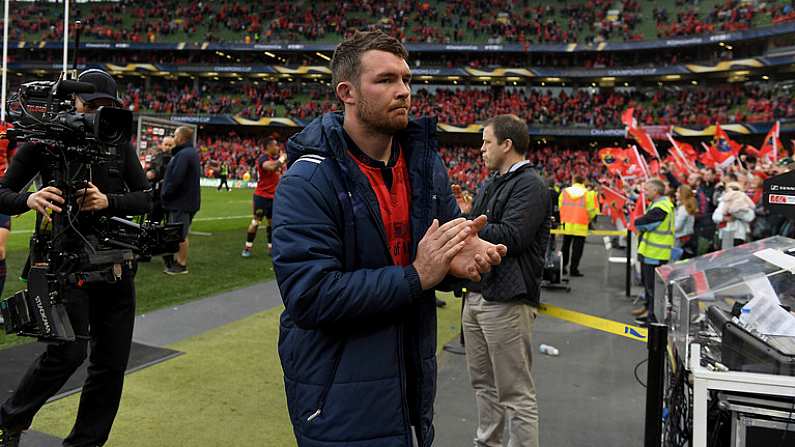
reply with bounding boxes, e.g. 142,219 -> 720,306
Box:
0,186 -> 270,348
30,294 -> 463,445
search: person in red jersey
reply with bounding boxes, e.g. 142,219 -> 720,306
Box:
0,122 -> 15,304
241,138 -> 286,257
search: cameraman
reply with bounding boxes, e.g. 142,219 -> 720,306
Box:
0,69 -> 151,447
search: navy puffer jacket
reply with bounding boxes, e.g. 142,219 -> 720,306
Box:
272,112 -> 459,447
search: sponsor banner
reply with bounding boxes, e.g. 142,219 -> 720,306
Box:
768,194 -> 795,205
14,22 -> 795,54
765,170 -> 795,220
169,115 -> 237,125
643,125 -> 673,140
528,127 -> 626,137
200,177 -> 256,189
685,58 -> 764,73
8,54 -> 795,79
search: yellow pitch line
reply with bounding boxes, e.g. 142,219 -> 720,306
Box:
538,303 -> 648,343
549,229 -> 627,237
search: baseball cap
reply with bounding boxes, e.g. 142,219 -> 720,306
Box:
76,69 -> 121,105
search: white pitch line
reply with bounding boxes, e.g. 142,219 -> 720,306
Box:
192,215 -> 251,222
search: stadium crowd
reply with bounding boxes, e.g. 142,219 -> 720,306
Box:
117,79 -> 795,128
444,140 -> 795,262
6,0 -> 794,45
412,84 -> 795,128
195,131 -> 795,257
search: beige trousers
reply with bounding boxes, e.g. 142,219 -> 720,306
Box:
462,292 -> 539,447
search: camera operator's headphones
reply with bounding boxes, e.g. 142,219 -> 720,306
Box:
76,69 -> 121,107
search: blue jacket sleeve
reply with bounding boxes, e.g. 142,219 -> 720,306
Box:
635,207 -> 667,231
272,173 -> 420,330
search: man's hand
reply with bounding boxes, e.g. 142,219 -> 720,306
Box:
413,218 -> 472,290
450,215 -> 507,282
451,184 -> 472,214
74,182 -> 109,212
27,186 -> 64,222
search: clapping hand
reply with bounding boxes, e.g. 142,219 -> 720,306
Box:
449,215 -> 507,282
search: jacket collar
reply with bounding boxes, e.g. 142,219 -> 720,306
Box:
172,143 -> 191,156
287,112 -> 437,165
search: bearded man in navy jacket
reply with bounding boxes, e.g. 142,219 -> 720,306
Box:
272,31 -> 507,447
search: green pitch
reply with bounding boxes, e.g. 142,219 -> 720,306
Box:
0,186 -> 272,348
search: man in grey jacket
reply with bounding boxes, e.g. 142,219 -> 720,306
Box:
462,114 -> 550,447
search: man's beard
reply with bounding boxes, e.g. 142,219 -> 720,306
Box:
357,95 -> 409,134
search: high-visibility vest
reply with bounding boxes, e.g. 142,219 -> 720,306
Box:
638,197 -> 675,261
560,186 -> 590,236
587,189 -> 600,215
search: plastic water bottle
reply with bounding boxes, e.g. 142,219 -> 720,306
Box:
539,344 -> 559,356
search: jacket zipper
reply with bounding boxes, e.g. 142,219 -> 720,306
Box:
397,324 -> 414,446
306,339 -> 347,422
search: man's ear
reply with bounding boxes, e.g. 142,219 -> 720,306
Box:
503,138 -> 514,155
336,81 -> 357,107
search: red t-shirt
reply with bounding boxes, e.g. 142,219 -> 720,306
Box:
0,123 -> 14,175
255,154 -> 280,199
349,144 -> 412,267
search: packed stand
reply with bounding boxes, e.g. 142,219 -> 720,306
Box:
5,0 -> 793,45
655,0 -> 795,38
441,145 -> 606,192
116,79 -> 795,128
411,83 -> 795,128
194,133 -> 276,181
117,79 -> 336,119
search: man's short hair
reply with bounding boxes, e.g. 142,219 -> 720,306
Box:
175,126 -> 194,144
573,175 -> 585,184
483,114 -> 529,155
645,178 -> 666,195
330,30 -> 409,90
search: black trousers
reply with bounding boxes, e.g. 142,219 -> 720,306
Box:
640,256 -> 665,316
217,175 -> 229,191
0,275 -> 136,447
561,235 -> 585,272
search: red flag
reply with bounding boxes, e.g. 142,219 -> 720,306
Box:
677,141 -> 697,159
699,145 -> 717,168
600,185 -> 628,217
622,108 -> 637,128
664,154 -> 688,184
744,144 -> 760,158
598,147 -> 626,175
667,134 -> 696,172
709,123 -> 742,168
628,191 -> 646,233
648,159 -> 660,176
630,145 -> 650,179
759,121 -> 781,162
628,126 -> 660,159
